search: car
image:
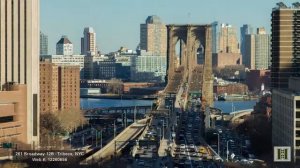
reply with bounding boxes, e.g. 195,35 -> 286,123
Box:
180,144 -> 186,149
189,144 -> 195,149
137,160 -> 145,166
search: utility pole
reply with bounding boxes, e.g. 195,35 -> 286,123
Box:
125,111 -> 127,128
100,130 -> 103,148
96,130 -> 98,147
134,106 -> 137,123
114,120 -> 116,138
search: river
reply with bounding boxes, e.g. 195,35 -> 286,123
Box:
81,98 -> 257,113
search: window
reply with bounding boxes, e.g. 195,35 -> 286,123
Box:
0,116 -> 13,123
297,101 -> 300,109
297,121 -> 300,128
297,112 -> 300,119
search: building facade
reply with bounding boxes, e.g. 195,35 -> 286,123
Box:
211,21 -> 219,53
140,15 -> 167,56
219,23 -> 240,53
40,31 -> 48,55
244,34 -> 256,69
41,55 -> 85,78
212,53 -> 242,68
255,28 -> 270,69
272,77 -> 300,164
240,24 -> 253,65
246,69 -> 271,91
244,28 -> 270,69
58,66 -> 80,111
81,27 -> 97,56
40,62 -> 58,113
271,4 -> 300,89
132,55 -> 167,82
40,62 -> 80,112
0,0 -> 40,147
56,35 -> 73,55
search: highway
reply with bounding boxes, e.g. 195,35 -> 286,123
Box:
82,118 -> 149,164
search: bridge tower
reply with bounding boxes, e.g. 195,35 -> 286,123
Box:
165,24 -> 213,106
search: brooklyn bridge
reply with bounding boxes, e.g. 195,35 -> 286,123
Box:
81,24 -> 214,165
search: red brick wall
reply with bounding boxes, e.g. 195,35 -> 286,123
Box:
214,83 -> 248,95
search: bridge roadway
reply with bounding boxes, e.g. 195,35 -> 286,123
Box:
81,117 -> 150,164
84,105 -> 152,115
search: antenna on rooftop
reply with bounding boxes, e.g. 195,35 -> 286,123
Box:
276,2 -> 287,8
293,2 -> 300,8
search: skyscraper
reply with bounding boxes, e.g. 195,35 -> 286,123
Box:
81,27 -> 97,56
140,15 -> 167,56
211,21 -> 219,53
0,0 -> 40,147
219,23 -> 240,54
244,34 -> 255,69
271,2 -> 300,89
244,28 -> 270,69
254,28 -> 270,69
40,31 -> 48,55
56,35 -> 73,55
240,24 -> 253,64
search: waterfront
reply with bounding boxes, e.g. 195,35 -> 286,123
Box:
214,100 -> 257,113
81,98 -> 257,113
80,98 -> 154,109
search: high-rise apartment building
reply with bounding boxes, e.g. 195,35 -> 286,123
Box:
219,23 -> 240,54
255,28 -> 270,69
58,66 -> 80,111
81,27 -> 97,56
0,0 -> 40,147
40,62 -> 58,113
40,62 -> 80,113
272,77 -> 300,164
271,3 -> 300,89
244,35 -> 256,69
240,24 -> 253,64
140,15 -> 167,56
40,31 -> 48,55
211,21 -> 219,53
56,35 -> 73,55
244,28 -> 270,69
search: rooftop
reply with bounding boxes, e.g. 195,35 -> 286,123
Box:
272,2 -> 300,11
56,35 -> 72,44
145,15 -> 162,24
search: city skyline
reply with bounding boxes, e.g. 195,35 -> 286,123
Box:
41,0 -> 295,54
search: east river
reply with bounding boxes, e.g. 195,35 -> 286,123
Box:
80,98 -> 257,113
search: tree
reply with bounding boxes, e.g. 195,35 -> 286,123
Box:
40,112 -> 64,136
107,78 -> 123,94
56,108 -> 87,133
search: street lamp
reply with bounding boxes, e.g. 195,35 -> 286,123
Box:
213,132 -> 220,156
158,127 -> 162,140
227,140 -> 234,161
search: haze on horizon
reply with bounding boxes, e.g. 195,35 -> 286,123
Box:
41,0 -> 295,54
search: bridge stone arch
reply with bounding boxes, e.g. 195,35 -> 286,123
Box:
165,24 -> 213,106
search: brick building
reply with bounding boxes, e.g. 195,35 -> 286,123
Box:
246,69 -> 270,91
212,53 -> 242,68
214,83 -> 248,95
40,62 -> 80,113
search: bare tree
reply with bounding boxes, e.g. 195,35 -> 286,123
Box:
56,108 -> 87,133
107,78 -> 123,94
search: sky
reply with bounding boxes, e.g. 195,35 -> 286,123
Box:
41,0 -> 295,54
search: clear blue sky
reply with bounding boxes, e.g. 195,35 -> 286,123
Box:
41,0 -> 294,54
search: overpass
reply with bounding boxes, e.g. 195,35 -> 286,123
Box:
81,117 -> 150,164
230,109 -> 253,124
